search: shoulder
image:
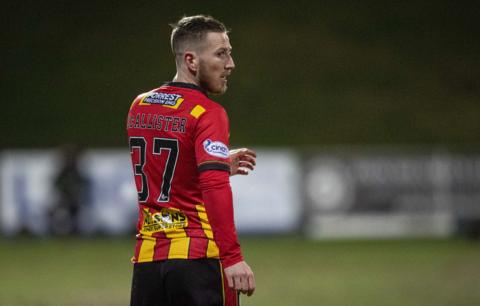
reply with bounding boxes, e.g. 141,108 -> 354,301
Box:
160,82 -> 228,118
191,99 -> 229,130
191,97 -> 227,118
129,83 -> 228,121
128,88 -> 161,110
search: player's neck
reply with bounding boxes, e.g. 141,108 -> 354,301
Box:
172,71 -> 200,87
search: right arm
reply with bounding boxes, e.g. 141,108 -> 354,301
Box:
194,106 -> 255,296
198,169 -> 255,296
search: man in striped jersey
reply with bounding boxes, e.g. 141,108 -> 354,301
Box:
127,15 -> 256,306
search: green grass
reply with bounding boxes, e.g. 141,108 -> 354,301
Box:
0,237 -> 479,306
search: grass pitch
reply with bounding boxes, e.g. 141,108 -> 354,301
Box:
0,237 -> 479,306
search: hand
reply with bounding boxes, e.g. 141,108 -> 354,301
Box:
224,261 -> 255,296
229,148 -> 256,176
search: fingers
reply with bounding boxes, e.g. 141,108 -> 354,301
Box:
232,275 -> 239,289
247,273 -> 255,296
226,274 -> 234,289
229,148 -> 257,176
239,149 -> 257,160
224,261 -> 255,296
236,168 -> 249,175
232,274 -> 252,295
230,148 -> 256,157
230,148 -> 257,161
234,275 -> 245,293
236,165 -> 253,175
242,148 -> 257,158
238,161 -> 254,170
238,154 -> 256,166
241,271 -> 255,296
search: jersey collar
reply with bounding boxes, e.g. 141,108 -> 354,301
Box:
164,82 -> 208,97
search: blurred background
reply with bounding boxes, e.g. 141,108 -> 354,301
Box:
1,1 -> 479,305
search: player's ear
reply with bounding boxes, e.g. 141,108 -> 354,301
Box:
184,52 -> 198,74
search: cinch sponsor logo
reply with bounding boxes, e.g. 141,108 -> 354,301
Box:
144,93 -> 182,106
203,139 -> 229,158
141,208 -> 188,233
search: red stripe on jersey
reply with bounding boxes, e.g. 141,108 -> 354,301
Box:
133,235 -> 142,262
187,234 -> 209,258
152,234 -> 172,261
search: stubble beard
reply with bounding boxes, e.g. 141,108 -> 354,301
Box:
199,75 -> 226,95
198,65 -> 227,95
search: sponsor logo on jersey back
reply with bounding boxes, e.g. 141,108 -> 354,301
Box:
203,139 -> 229,158
143,92 -> 183,106
141,208 -> 188,233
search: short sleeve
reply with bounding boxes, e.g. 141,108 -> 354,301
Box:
194,107 -> 231,173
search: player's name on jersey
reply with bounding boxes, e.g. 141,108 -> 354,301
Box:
127,113 -> 187,133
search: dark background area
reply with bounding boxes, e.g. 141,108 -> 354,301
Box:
2,0 -> 480,148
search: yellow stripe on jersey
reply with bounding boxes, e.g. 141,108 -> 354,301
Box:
137,235 -> 155,263
137,208 -> 156,262
138,93 -> 151,106
196,203 -> 220,258
165,229 -> 190,259
190,105 -> 206,119
206,240 -> 220,258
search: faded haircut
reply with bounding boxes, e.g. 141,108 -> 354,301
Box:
170,15 -> 228,55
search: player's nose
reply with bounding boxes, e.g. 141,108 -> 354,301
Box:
226,54 -> 235,70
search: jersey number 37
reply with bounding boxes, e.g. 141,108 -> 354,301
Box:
129,137 -> 179,203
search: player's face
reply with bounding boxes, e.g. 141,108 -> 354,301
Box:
197,32 -> 235,95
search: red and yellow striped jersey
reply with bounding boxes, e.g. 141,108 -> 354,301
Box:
126,82 -> 241,265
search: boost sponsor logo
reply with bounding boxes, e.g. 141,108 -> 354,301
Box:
143,92 -> 182,106
141,208 -> 188,233
203,139 -> 229,158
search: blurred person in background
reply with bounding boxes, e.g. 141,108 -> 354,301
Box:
49,144 -> 89,235
127,15 -> 256,306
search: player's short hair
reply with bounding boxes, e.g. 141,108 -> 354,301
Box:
170,15 -> 228,55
